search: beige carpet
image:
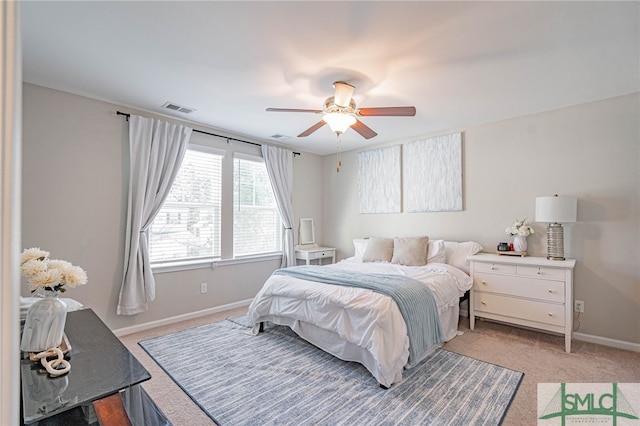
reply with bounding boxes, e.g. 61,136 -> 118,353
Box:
119,308 -> 640,425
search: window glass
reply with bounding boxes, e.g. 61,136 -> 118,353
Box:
233,154 -> 282,256
149,147 -> 223,263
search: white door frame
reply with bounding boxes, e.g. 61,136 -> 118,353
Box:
0,1 -> 22,425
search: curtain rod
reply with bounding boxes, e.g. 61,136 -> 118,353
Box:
116,111 -> 300,156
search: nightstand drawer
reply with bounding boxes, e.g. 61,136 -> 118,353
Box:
295,247 -> 336,265
517,265 -> 566,280
474,293 -> 565,327
473,262 -> 517,275
309,251 -> 332,260
474,273 -> 565,303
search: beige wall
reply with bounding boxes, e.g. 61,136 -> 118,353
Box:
322,93 -> 640,345
21,84 -> 324,330
22,83 -> 639,345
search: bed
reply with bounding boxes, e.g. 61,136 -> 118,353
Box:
247,237 -> 482,388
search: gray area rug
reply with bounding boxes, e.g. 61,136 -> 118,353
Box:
139,316 -> 523,425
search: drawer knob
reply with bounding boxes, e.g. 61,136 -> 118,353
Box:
537,268 -> 542,275
481,280 -> 487,285
548,313 -> 553,317
481,301 -> 486,305
548,289 -> 553,293
490,265 -> 496,270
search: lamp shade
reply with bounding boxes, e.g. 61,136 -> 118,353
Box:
323,112 -> 356,134
535,195 -> 577,223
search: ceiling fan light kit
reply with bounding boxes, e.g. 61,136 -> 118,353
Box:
266,81 -> 417,139
323,112 -> 357,134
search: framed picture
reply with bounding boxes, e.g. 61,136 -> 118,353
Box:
405,132 -> 462,212
358,145 -> 402,214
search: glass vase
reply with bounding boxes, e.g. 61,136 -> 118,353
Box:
20,289 -> 68,353
512,235 -> 528,253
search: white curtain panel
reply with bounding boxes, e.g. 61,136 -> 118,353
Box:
261,145 -> 295,268
117,115 -> 192,315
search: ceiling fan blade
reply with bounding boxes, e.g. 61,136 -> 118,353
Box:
298,121 -> 327,137
357,106 -> 416,117
266,108 -> 322,113
351,119 -> 377,139
333,81 -> 355,108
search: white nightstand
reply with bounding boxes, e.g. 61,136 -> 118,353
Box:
468,253 -> 576,353
295,247 -> 336,265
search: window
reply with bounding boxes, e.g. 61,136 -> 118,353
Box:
149,146 -> 223,263
233,154 -> 282,257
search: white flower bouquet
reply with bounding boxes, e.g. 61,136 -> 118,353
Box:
21,248 -> 88,293
505,219 -> 535,237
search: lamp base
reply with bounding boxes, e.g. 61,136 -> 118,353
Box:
546,223 -> 565,261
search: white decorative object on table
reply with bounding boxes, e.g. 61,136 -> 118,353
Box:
505,218 -> 534,254
21,290 -> 68,353
512,235 -> 527,252
19,248 -> 87,357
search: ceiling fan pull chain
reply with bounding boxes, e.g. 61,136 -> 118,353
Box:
336,134 -> 342,173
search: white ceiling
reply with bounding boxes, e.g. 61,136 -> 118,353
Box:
21,1 -> 639,156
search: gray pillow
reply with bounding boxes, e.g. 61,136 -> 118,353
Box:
362,237 -> 394,262
391,236 -> 429,266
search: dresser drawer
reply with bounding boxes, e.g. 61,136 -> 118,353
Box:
474,272 -> 565,303
472,261 -> 517,275
517,265 -> 566,280
474,293 -> 565,327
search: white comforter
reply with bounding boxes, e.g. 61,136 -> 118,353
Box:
247,258 -> 472,387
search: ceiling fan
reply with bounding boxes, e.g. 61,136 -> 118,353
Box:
266,81 -> 416,139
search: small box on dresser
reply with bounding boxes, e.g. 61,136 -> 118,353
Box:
468,253 -> 576,353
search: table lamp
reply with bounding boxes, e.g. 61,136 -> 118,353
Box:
535,195 -> 577,260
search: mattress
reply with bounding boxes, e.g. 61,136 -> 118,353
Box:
247,258 -> 473,387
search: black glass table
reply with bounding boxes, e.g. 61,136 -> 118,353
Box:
21,308 -> 170,425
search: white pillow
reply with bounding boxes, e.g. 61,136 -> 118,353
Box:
444,241 -> 483,274
426,239 -> 446,264
391,236 -> 429,266
353,238 -> 370,258
362,237 -> 394,263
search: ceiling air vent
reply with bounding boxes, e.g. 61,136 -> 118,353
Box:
161,102 -> 196,114
270,134 -> 291,140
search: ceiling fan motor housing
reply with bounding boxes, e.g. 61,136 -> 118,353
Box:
324,97 -> 356,115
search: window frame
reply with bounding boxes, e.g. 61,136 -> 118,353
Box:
232,152 -> 283,258
148,144 -> 225,271
150,143 -> 283,274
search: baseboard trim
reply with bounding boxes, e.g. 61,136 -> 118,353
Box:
573,332 -> 640,353
113,300 -> 640,353
113,299 -> 253,337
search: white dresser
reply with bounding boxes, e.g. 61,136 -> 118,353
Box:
468,253 -> 576,353
295,246 -> 336,265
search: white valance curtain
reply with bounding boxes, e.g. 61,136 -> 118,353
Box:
261,145 -> 295,268
117,115 -> 192,315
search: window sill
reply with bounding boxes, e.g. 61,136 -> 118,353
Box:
151,253 -> 282,274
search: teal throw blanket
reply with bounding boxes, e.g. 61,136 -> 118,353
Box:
273,265 -> 444,365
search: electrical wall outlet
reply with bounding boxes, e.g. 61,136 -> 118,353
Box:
574,300 -> 584,313
200,282 -> 208,294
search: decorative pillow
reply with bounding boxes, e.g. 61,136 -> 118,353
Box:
391,236 -> 429,266
444,241 -> 483,274
353,238 -> 370,258
362,237 -> 394,263
426,239 -> 446,264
